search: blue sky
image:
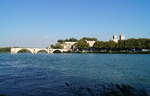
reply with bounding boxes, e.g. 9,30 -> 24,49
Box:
0,0 -> 150,47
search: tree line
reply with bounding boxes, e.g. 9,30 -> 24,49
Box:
0,47 -> 10,53
51,37 -> 150,51
77,38 -> 150,51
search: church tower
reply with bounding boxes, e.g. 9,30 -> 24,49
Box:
119,33 -> 125,40
112,34 -> 118,43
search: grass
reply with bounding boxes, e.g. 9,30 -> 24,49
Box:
65,82 -> 149,96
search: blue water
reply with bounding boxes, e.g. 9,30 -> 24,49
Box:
0,53 -> 150,96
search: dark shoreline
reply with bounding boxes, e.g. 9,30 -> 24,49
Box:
73,51 -> 150,54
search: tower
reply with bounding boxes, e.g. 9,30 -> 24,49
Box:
112,34 -> 118,43
119,33 -> 125,40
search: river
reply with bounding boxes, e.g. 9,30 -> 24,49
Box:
0,53 -> 150,96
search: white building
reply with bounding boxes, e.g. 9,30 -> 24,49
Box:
119,33 -> 125,40
60,40 -> 96,50
112,34 -> 118,43
61,42 -> 77,50
112,33 -> 125,43
85,40 -> 96,47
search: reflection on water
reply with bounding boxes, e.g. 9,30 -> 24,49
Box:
0,53 -> 150,96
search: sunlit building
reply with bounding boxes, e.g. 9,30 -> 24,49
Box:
119,33 -> 125,40
112,34 -> 118,43
112,33 -> 125,43
85,40 -> 96,47
61,42 -> 77,50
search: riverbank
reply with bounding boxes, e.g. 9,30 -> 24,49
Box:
0,48 -> 10,53
1,47 -> 150,54
65,51 -> 150,54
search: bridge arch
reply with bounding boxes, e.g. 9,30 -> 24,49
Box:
16,48 -> 33,54
36,50 -> 48,53
53,50 -> 62,53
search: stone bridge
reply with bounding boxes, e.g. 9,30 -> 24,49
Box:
11,48 -> 68,54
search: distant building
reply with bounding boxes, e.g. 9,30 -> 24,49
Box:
119,33 -> 125,40
61,40 -> 96,50
112,33 -> 125,43
85,40 -> 96,47
112,34 -> 118,43
61,42 -> 77,50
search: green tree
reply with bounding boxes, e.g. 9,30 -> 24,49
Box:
57,38 -> 78,43
0,47 -> 10,53
74,40 -> 90,50
117,38 -> 150,50
57,40 -> 65,43
93,41 -> 117,49
51,43 -> 63,49
93,41 -> 105,49
104,41 -> 117,49
80,37 -> 97,41
65,38 -> 78,42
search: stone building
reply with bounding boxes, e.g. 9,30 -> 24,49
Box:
112,34 -> 118,43
61,42 -> 77,50
85,40 -> 96,47
119,33 -> 125,40
112,33 -> 125,43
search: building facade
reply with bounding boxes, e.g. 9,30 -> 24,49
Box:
85,40 -> 96,47
119,33 -> 125,40
112,33 -> 125,43
61,42 -> 77,50
112,34 -> 118,43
